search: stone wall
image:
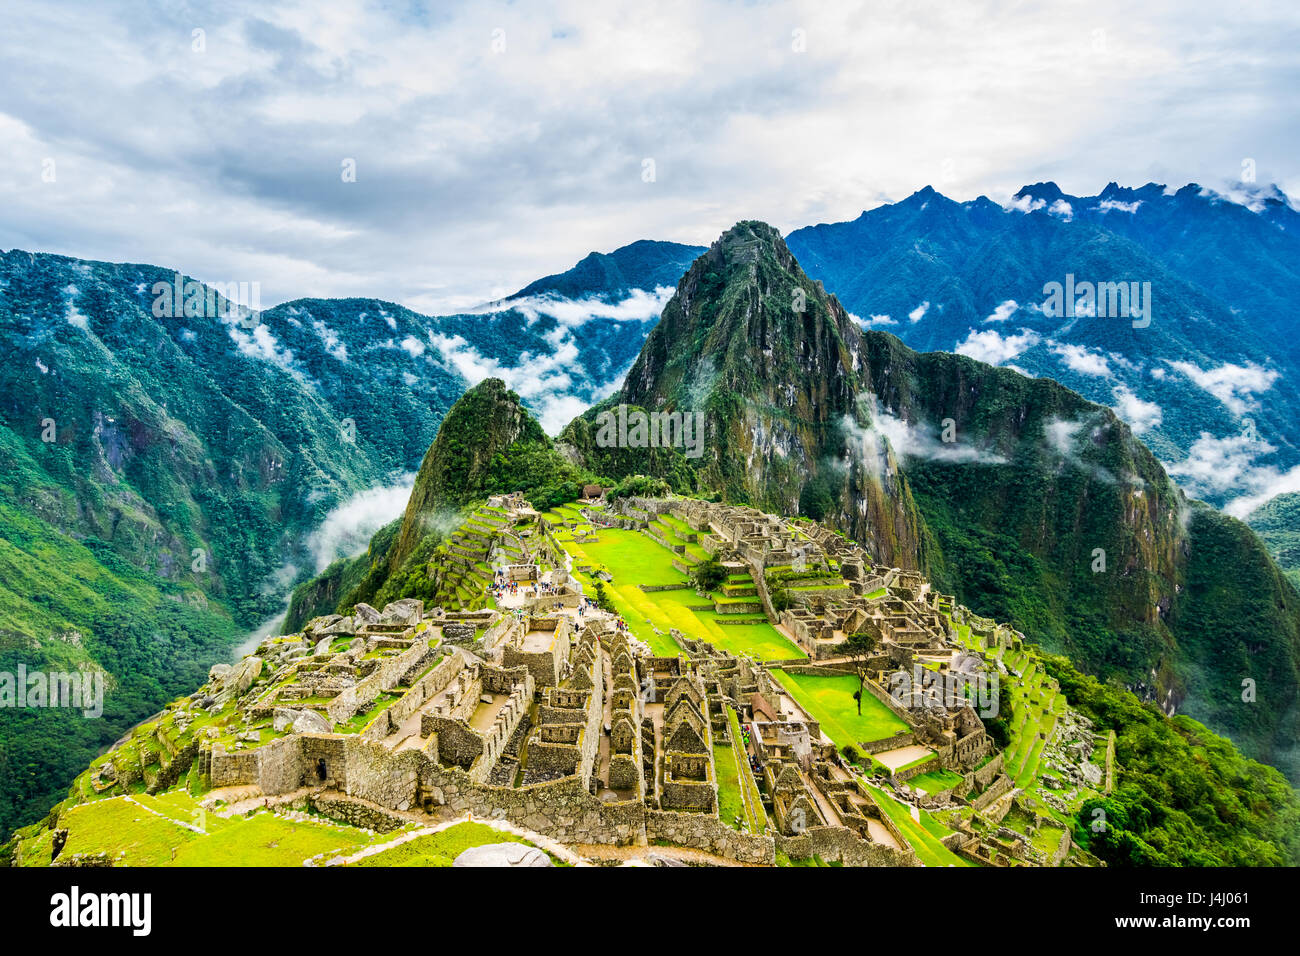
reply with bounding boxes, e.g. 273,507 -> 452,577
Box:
643,809 -> 773,864
327,637 -> 432,724
776,826 -> 918,867
971,773 -> 1014,813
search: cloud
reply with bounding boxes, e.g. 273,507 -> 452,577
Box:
908,301 -> 931,323
500,286 -> 673,327
429,323 -> 618,435
305,474 -> 416,573
1052,342 -> 1112,377
311,319 -> 348,362
1098,199 -> 1142,213
1048,199 -> 1073,220
398,335 -> 426,358
1111,385 -> 1162,434
1004,195 -> 1046,214
0,1 -> 1297,314
1045,416 -> 1131,486
228,321 -> 299,374
954,328 -> 1041,365
841,400 -> 1006,477
982,299 -> 1018,323
1162,429 -> 1300,518
853,312 -> 896,328
1166,360 -> 1278,415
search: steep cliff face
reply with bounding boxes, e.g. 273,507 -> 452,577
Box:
565,221 -> 1300,780
615,221 -> 925,567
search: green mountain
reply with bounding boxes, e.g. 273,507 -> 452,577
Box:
284,378 -> 598,628
0,253 -> 418,837
1248,493 -> 1300,591
559,221 -> 1300,782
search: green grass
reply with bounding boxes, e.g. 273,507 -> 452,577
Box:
561,529 -> 803,661
713,744 -> 747,831
866,785 -> 973,867
352,822 -> 559,867
909,769 -> 964,794
40,791 -> 390,866
770,671 -> 909,746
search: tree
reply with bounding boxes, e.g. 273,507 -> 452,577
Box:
593,580 -> 615,613
690,557 -> 727,593
842,631 -> 878,715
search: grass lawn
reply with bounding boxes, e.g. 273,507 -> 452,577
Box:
46,792 -> 389,866
352,822 -> 560,867
771,670 -> 909,746
562,529 -> 804,661
866,785 -> 973,867
909,768 -> 964,795
714,744 -> 747,831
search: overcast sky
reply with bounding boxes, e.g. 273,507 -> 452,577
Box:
2,0 -> 1297,313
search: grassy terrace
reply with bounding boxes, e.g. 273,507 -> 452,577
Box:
550,522 -> 804,661
865,784 -> 973,867
769,670 -> 909,747
353,822 -> 563,867
19,791 -> 395,866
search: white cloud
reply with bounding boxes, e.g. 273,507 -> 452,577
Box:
1098,199 -> 1142,213
1003,195 -> 1046,214
1111,385 -> 1162,434
1052,342 -> 1112,377
311,319 -> 348,362
501,286 -> 673,327
1166,360 -> 1278,415
0,1 -> 1296,314
908,301 -> 930,323
854,312 -> 897,328
228,322 -> 298,374
305,474 -> 416,572
954,328 -> 1041,365
429,324 -> 617,435
982,299 -> 1018,323
398,335 -> 426,358
841,404 -> 1005,478
1048,199 -> 1073,220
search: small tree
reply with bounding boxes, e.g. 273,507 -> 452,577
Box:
690,557 -> 727,593
842,631 -> 878,716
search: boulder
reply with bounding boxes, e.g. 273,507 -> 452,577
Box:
293,710 -> 333,734
318,616 -> 356,636
304,614 -> 343,636
452,843 -> 552,867
208,662 -> 232,682
314,637 -> 333,656
353,603 -> 381,625
380,598 -> 423,626
220,656 -> 263,697
273,708 -> 333,734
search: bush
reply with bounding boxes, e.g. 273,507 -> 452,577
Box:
690,557 -> 727,592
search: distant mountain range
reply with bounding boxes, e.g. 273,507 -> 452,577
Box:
785,182 -> 1300,585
